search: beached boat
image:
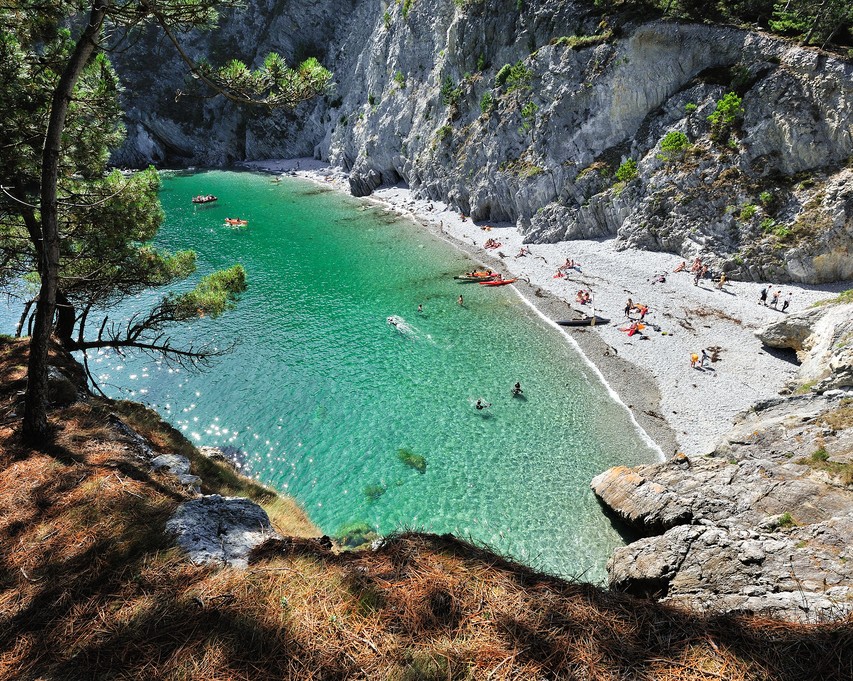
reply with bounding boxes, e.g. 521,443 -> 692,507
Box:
192,195 -> 218,204
556,315 -> 611,327
479,278 -> 517,286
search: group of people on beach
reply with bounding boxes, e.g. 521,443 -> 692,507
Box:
624,298 -> 649,320
576,289 -> 592,305
553,258 -> 581,279
484,238 -> 501,249
759,287 -> 792,311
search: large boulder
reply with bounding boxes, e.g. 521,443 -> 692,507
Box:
593,390 -> 853,621
166,494 -> 280,568
756,301 -> 853,391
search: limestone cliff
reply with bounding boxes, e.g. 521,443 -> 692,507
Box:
112,0 -> 853,283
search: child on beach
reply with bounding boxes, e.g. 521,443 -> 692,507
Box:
690,353 -> 699,368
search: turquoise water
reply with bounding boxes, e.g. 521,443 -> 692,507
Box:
4,170 -> 659,579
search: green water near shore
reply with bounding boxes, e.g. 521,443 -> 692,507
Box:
23,170 -> 661,579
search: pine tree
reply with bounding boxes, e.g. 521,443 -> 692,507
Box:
0,1 -> 330,443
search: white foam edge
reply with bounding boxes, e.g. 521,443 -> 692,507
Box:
508,284 -> 665,462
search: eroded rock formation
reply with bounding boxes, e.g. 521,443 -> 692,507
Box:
112,0 -> 853,282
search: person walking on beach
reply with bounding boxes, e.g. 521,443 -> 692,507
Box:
782,292 -> 791,312
690,352 -> 699,368
624,297 -> 633,318
701,349 -> 710,368
693,270 -> 701,286
717,272 -> 726,289
770,290 -> 780,309
759,286 -> 768,305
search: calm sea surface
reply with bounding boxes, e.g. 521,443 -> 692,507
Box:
3,170 -> 659,579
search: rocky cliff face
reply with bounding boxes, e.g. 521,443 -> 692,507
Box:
592,300 -> 853,621
756,299 -> 853,392
112,0 -> 853,284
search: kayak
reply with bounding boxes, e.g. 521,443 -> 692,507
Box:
556,316 -> 611,327
479,278 -> 517,286
192,195 -> 217,204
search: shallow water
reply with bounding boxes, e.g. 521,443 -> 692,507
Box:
4,170 -> 659,580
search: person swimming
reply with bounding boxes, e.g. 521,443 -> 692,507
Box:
511,382 -> 523,396
475,399 -> 491,410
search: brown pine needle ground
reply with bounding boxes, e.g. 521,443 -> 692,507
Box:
1,337 -> 852,680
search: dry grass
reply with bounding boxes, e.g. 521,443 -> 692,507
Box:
2,338 -> 853,679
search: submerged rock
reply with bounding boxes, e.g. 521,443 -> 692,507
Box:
166,494 -> 280,568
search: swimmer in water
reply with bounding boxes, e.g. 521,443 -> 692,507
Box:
511,382 -> 523,396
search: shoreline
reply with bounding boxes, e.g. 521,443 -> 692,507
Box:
241,158 -> 851,456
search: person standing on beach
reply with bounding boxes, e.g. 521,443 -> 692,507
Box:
717,272 -> 726,289
770,290 -> 780,308
782,292 -> 792,312
690,353 -> 699,368
701,349 -> 710,367
624,298 -> 633,318
759,286 -> 768,305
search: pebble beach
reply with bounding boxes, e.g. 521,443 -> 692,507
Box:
243,158 -> 851,456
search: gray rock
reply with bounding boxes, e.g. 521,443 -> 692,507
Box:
166,494 -> 280,568
756,302 -> 853,391
595,390 -> 853,622
151,454 -> 192,476
47,366 -> 78,406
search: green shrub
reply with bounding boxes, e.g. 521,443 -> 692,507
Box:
615,158 -> 638,182
759,190 -> 774,206
684,102 -> 698,113
658,130 -> 689,159
476,53 -> 487,72
776,512 -> 795,529
551,31 -> 613,50
708,92 -> 743,143
812,448 -> 830,462
495,60 -> 532,92
397,447 -> 427,473
435,124 -> 452,142
760,217 -> 776,232
479,91 -> 493,114
393,71 -> 406,88
440,75 -> 462,106
383,11 -> 391,28
739,203 -> 757,220
368,93 -> 376,106
402,0 -> 413,18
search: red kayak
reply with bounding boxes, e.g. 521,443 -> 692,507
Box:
479,278 -> 517,286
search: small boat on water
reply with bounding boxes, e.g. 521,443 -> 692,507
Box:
225,218 -> 249,226
479,278 -> 517,286
192,195 -> 218,204
556,315 -> 610,327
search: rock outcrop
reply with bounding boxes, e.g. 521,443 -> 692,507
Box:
593,390 -> 853,621
166,495 -> 281,568
111,0 -> 853,283
756,300 -> 853,392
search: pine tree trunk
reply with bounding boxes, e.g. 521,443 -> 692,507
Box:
22,1 -> 109,443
